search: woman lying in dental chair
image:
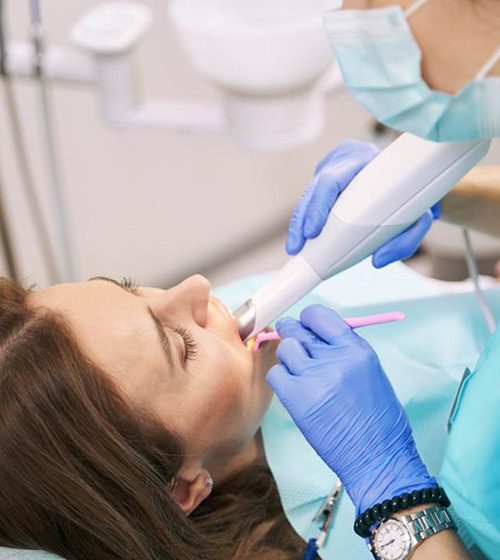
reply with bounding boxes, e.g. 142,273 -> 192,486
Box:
0,263 -> 491,556
0,273 -> 301,560
2,0 -> 497,554
0,264 -> 492,560
1,149 -> 499,560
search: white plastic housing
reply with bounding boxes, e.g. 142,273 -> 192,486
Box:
303,134 -> 491,277
241,134 -> 491,338
168,0 -> 333,150
248,254 -> 322,337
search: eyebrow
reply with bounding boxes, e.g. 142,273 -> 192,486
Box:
147,307 -> 176,369
88,276 -> 176,369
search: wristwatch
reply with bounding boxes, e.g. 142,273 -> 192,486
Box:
369,505 -> 456,560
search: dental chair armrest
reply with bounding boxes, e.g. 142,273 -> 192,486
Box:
441,166 -> 500,239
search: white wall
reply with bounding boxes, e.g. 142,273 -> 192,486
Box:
0,0 -> 374,288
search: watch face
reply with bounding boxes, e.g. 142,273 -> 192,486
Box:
373,519 -> 412,560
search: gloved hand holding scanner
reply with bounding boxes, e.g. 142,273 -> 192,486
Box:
286,139 -> 441,269
268,305 -> 470,560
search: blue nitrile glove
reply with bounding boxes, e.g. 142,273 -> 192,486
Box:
267,304 -> 437,515
286,139 -> 441,268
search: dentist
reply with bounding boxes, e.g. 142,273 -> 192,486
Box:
268,1 -> 500,558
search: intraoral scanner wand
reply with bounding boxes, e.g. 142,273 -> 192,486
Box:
234,133 -> 491,340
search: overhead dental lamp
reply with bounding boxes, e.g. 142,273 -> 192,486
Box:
1,0 -> 341,282
167,0 -> 335,150
68,0 -> 338,151
0,0 -> 335,154
5,1 -> 342,150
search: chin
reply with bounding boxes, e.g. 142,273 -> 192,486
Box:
255,340 -> 279,375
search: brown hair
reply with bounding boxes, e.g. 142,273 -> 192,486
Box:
0,278 -> 308,559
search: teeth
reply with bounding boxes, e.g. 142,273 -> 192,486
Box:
246,337 -> 257,351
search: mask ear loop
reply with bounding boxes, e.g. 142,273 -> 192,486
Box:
475,46 -> 500,80
404,0 -> 431,18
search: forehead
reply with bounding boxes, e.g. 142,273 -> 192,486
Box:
30,281 -> 143,340
29,281 -> 166,402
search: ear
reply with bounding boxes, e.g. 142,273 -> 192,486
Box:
173,466 -> 213,515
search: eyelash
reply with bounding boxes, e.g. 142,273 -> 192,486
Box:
120,277 -> 139,294
175,326 -> 197,362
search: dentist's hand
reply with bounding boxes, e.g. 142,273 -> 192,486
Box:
286,140 -> 440,268
267,305 -> 436,515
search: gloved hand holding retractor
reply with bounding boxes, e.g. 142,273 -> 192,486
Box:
266,304 -> 437,516
286,140 -> 441,268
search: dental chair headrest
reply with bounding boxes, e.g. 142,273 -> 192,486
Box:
0,550 -> 63,559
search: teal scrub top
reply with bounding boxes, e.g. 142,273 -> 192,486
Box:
440,325 -> 500,559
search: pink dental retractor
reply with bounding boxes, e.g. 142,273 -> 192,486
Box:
248,311 -> 406,351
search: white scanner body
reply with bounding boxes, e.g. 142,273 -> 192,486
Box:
234,133 -> 491,340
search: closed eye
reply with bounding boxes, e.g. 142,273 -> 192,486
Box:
119,277 -> 139,294
175,326 -> 197,362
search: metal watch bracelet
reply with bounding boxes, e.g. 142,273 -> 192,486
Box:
370,505 -> 457,560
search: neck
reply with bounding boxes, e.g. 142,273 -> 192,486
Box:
208,431 -> 265,485
477,0 -> 500,13
470,0 -> 500,24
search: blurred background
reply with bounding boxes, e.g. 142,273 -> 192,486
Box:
0,0 -> 499,291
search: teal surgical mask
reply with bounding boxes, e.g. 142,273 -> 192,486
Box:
323,0 -> 500,142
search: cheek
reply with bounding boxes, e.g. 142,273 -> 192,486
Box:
199,349 -> 249,417
184,347 -> 257,450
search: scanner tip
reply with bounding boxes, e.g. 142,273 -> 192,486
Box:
233,299 -> 256,341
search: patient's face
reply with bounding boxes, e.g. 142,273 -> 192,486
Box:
30,275 -> 276,470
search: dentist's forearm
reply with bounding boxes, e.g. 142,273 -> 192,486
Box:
411,531 -> 470,559
441,166 -> 500,238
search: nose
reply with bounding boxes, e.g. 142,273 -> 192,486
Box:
154,274 -> 211,328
